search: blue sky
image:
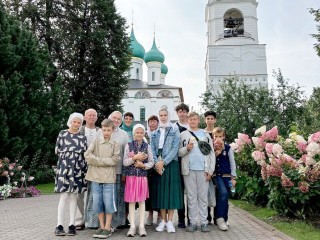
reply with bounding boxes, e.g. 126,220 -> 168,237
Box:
115,0 -> 320,111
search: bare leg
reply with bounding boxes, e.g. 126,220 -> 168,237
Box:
160,209 -> 167,222
104,213 -> 112,231
98,213 -> 105,229
167,209 -> 174,222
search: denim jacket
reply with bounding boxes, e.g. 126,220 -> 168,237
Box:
150,127 -> 180,166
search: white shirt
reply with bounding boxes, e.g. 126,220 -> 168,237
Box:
85,127 -> 98,147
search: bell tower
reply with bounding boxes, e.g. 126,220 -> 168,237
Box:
205,0 -> 268,94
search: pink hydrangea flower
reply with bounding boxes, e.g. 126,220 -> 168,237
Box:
252,137 -> 266,150
298,181 -> 309,193
272,143 -> 283,157
309,131 -> 320,143
262,126 -> 278,141
237,133 -> 252,145
297,141 -> 307,153
251,151 -> 266,164
265,143 -> 273,156
306,142 -> 320,157
281,173 -> 294,188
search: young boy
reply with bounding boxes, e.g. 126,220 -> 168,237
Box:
179,112 -> 215,233
84,119 -> 120,238
173,103 -> 189,228
212,127 -> 237,231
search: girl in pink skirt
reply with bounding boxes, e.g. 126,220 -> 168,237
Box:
123,124 -> 154,237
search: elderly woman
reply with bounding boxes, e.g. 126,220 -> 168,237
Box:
150,107 -> 183,233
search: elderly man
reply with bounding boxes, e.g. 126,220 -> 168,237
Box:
76,109 -> 99,230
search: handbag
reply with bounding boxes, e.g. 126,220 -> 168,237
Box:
188,131 -> 212,155
208,179 -> 216,207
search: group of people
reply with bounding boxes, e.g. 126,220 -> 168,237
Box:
53,104 -> 236,238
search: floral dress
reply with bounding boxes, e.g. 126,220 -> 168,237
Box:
54,130 -> 87,193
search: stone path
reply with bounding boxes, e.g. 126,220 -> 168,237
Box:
0,195 -> 293,240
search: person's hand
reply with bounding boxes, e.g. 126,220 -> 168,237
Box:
121,176 -> 126,184
133,152 -> 146,161
205,172 -> 212,182
155,161 -> 164,175
187,142 -> 194,151
134,161 -> 145,169
231,178 -> 237,188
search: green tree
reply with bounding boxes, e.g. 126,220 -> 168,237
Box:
309,8 -> 320,57
201,69 -> 305,141
0,6 -> 68,166
297,87 -> 320,135
4,0 -> 132,118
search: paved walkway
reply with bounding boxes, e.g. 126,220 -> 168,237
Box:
0,195 -> 293,240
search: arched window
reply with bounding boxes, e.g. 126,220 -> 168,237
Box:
135,90 -> 151,99
136,68 -> 139,79
140,107 -> 146,121
152,72 -> 155,81
157,90 -> 173,98
223,9 -> 244,37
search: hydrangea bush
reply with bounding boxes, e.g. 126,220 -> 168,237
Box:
0,158 -> 39,200
232,126 -> 320,218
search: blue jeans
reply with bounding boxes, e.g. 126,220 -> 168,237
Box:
92,182 -> 117,214
213,176 -> 231,221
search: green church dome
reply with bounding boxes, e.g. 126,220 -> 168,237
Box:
161,63 -> 168,74
130,28 -> 145,59
144,38 -> 165,63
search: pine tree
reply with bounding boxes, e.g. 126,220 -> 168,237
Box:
0,6 -> 68,164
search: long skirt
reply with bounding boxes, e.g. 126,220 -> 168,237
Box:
111,174 -> 126,227
151,160 -> 183,210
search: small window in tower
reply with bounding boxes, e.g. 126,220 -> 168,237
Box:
136,68 -> 139,79
223,9 -> 244,38
152,72 -> 155,81
140,107 -> 146,121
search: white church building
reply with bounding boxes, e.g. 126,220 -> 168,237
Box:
205,0 -> 268,94
121,27 -> 183,121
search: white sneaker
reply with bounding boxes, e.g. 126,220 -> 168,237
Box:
166,221 -> 175,233
216,218 -> 228,231
226,221 -> 230,227
146,217 -> 153,226
155,221 -> 166,232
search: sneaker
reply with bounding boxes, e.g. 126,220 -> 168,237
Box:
55,225 -> 66,236
216,218 -> 228,231
226,221 -> 230,227
155,221 -> 166,232
126,227 -> 136,237
139,226 -> 147,237
146,217 -> 153,226
200,224 -> 210,232
98,229 -> 112,239
67,225 -> 76,236
93,228 -> 103,238
156,217 -> 162,225
186,224 -> 197,232
178,221 -> 186,228
166,221 -> 175,233
76,223 -> 85,230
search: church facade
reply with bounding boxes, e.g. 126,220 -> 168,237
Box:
121,28 -> 183,121
205,0 -> 268,94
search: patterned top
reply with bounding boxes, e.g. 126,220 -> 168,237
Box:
123,141 -> 154,176
54,130 -> 87,193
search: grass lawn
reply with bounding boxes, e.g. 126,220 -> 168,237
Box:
231,199 -> 320,240
36,182 -> 55,195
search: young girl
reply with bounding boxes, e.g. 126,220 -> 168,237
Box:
123,124 -> 154,237
54,112 -> 87,236
150,107 -> 183,233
